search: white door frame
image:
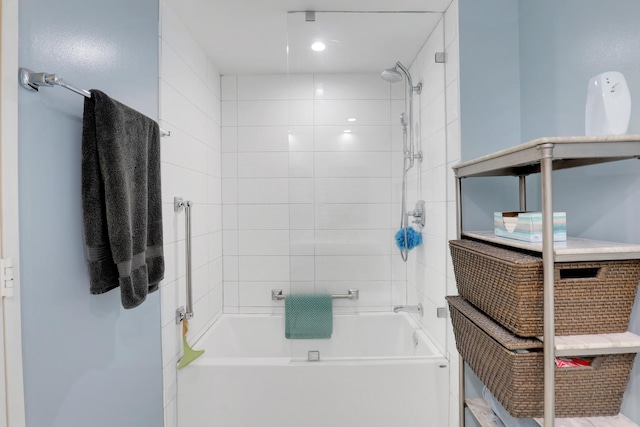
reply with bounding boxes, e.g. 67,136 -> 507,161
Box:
1,0 -> 26,425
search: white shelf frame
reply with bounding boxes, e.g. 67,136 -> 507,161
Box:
454,136 -> 640,427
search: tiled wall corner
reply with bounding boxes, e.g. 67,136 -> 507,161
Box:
406,16 -> 449,355
444,1 -> 462,425
403,4 -> 461,425
220,74 -> 239,314
159,2 -> 223,425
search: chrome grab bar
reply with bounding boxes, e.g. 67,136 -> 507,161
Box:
175,197 -> 194,323
272,289 -> 359,301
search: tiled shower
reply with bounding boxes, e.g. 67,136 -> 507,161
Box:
158,2 -> 462,426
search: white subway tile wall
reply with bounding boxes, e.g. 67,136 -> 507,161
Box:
159,3 -> 223,425
221,72 -> 403,314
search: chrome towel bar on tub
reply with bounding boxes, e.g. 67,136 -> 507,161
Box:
272,289 -> 359,301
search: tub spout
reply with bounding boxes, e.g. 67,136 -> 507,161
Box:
393,303 -> 423,317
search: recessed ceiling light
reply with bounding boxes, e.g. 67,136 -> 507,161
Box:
343,130 -> 352,133
311,42 -> 326,52
347,118 -> 356,122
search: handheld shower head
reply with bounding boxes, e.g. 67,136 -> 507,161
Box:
400,112 -> 408,128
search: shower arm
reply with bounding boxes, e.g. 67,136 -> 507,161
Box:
395,62 -> 422,95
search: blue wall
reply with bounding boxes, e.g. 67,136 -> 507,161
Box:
459,0 -> 521,161
517,0 -> 640,241
17,0 -> 164,426
458,6 -> 527,426
459,0 -> 640,423
519,0 -> 640,140
458,0 -> 532,231
518,0 -> 640,422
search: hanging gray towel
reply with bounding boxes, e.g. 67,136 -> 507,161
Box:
82,89 -> 164,309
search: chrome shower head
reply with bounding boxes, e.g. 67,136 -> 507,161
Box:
380,61 -> 422,94
400,112 -> 408,128
381,67 -> 403,83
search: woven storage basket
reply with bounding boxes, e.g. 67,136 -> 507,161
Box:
447,296 -> 635,418
449,239 -> 640,337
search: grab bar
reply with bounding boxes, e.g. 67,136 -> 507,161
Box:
175,197 -> 194,323
272,289 -> 359,301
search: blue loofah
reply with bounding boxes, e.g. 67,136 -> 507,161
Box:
395,227 -> 423,251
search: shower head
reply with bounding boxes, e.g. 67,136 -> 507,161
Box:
381,67 -> 403,83
380,61 -> 422,94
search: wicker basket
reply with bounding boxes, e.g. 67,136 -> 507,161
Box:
447,296 -> 635,418
449,239 -> 640,337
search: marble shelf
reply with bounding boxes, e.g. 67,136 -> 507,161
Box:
453,135 -> 640,178
551,332 -> 640,357
466,398 -> 639,427
534,415 -> 639,426
465,398 -> 502,427
462,231 -> 640,262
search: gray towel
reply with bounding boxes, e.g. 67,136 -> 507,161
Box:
82,89 -> 164,309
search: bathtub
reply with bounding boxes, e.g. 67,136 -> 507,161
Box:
177,312 -> 449,427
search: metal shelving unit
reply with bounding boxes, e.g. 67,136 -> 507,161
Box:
453,135 -> 640,427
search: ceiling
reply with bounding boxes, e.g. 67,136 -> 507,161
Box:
287,12 -> 442,74
165,0 -> 452,74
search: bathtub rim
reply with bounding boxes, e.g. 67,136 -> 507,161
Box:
186,311 -> 446,364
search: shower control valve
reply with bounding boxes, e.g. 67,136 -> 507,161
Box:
407,200 -> 425,227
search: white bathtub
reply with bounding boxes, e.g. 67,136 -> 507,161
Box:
177,313 -> 449,427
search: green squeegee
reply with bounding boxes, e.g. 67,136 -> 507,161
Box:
177,319 -> 204,370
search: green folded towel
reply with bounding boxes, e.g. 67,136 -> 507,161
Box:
285,294 -> 333,339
